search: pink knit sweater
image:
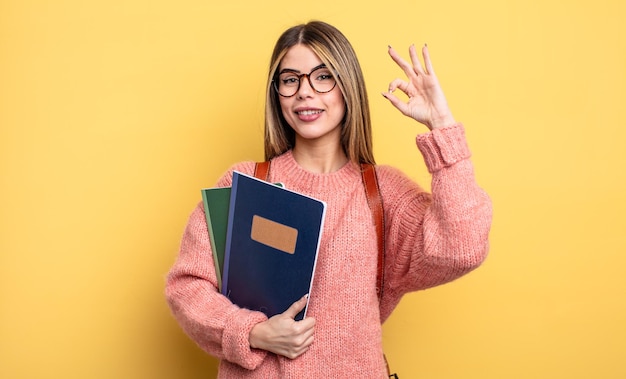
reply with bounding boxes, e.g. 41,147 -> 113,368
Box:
166,123 -> 492,378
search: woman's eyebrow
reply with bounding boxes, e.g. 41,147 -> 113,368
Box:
278,63 -> 327,75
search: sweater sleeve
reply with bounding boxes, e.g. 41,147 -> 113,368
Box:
165,162 -> 269,369
380,123 -> 492,311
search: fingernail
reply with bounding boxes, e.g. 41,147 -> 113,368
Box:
388,45 -> 392,49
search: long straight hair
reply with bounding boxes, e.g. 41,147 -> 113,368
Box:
264,21 -> 375,164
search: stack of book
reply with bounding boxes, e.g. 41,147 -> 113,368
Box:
201,171 -> 326,321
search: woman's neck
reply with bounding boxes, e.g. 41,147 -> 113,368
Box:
292,141 -> 348,174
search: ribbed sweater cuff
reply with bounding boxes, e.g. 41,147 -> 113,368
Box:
416,123 -> 471,173
222,309 -> 268,370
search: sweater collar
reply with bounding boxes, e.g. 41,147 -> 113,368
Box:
273,150 -> 362,192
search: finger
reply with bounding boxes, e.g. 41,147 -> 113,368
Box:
286,319 -> 315,359
422,44 -> 435,75
408,44 -> 426,76
387,45 -> 408,67
298,325 -> 316,346
381,91 -> 410,117
298,331 -> 315,350
387,78 -> 410,95
297,315 -> 316,334
287,335 -> 314,359
387,45 -> 415,78
283,294 -> 309,319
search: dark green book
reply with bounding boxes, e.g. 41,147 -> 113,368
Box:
201,187 -> 231,290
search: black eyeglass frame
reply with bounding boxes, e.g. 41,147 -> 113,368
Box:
272,64 -> 338,98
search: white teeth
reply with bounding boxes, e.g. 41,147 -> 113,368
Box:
297,110 -> 322,116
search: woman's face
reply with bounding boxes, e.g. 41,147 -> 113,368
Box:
277,44 -> 345,147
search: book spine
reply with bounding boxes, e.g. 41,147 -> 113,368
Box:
221,174 -> 239,296
201,189 -> 222,290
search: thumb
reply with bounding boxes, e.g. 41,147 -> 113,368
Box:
382,91 -> 410,117
283,294 -> 309,319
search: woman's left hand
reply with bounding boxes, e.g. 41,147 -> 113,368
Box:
383,44 -> 456,130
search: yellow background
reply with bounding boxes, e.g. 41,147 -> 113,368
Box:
1,0 -> 624,378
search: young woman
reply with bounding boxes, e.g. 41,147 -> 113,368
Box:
166,21 -> 492,378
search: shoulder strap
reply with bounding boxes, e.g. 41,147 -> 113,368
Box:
254,161 -> 385,301
254,160 -> 271,181
361,163 -> 385,301
360,164 -> 391,377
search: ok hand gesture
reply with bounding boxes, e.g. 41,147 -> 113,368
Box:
383,44 -> 456,130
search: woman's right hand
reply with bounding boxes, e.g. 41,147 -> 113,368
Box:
383,44 -> 456,130
248,295 -> 316,359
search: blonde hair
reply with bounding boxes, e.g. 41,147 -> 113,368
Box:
264,21 -> 375,164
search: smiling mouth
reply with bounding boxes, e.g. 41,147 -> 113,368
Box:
296,110 -> 323,116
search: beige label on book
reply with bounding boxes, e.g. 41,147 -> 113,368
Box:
250,215 -> 298,254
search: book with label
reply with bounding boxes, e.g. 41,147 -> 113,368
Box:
202,183 -> 284,291
221,171 -> 326,321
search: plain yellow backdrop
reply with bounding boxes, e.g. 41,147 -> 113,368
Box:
1,0 -> 625,378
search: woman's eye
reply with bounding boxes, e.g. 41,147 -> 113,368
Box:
316,72 -> 333,81
281,77 -> 299,85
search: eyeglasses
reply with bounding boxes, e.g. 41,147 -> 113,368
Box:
273,64 -> 338,97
